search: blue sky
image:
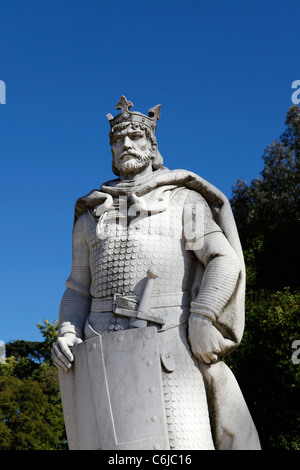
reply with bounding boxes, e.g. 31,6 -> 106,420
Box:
1,0 -> 299,343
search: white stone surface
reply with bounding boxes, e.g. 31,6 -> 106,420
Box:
59,328 -> 169,450
52,96 -> 261,450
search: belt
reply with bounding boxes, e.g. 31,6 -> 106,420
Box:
90,292 -> 191,332
91,291 -> 190,313
88,292 -> 191,373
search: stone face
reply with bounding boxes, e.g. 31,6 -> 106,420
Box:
52,96 -> 261,450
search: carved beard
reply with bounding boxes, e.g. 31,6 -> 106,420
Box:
113,151 -> 152,176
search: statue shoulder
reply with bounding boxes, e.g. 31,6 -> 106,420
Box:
171,186 -> 210,210
73,209 -> 95,243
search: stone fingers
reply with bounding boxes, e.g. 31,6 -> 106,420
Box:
51,342 -> 73,372
194,343 -> 221,364
196,351 -> 220,364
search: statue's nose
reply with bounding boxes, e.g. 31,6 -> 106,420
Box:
123,135 -> 132,149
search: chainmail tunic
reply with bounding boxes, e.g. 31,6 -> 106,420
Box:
64,187 -> 221,449
89,188 -> 202,298
58,170 -> 257,450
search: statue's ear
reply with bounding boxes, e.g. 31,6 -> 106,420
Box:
111,148 -> 120,176
151,141 -> 158,155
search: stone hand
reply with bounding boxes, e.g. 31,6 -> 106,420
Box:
188,313 -> 231,364
51,334 -> 83,372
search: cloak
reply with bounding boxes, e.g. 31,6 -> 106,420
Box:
73,167 -> 260,449
74,167 -> 246,351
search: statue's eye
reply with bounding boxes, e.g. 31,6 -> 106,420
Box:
113,136 -> 123,144
131,133 -> 142,141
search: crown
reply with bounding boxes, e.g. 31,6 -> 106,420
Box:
106,95 -> 161,133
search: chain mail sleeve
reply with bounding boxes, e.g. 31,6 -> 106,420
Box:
183,191 -> 241,323
191,231 -> 241,322
58,213 -> 91,338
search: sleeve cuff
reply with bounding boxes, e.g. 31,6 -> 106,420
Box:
190,302 -> 219,322
59,322 -> 82,338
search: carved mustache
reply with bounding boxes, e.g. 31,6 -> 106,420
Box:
116,151 -> 150,163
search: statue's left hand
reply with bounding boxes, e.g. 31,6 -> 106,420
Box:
51,334 -> 83,372
188,314 -> 232,364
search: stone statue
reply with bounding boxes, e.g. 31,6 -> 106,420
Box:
52,96 -> 261,450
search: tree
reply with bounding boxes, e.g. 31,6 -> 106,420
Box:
231,105 -> 300,290
0,320 -> 67,450
228,105 -> 300,450
226,288 -> 300,450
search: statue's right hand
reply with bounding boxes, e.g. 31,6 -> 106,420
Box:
51,334 -> 83,372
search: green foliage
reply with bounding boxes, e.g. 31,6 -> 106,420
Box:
1,106 -> 299,450
229,105 -> 300,450
231,105 -> 300,290
242,236 -> 264,289
226,289 -> 300,450
0,320 -> 67,450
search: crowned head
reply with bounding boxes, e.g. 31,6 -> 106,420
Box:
107,96 -> 163,178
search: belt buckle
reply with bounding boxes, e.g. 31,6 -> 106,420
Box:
113,293 -> 138,314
